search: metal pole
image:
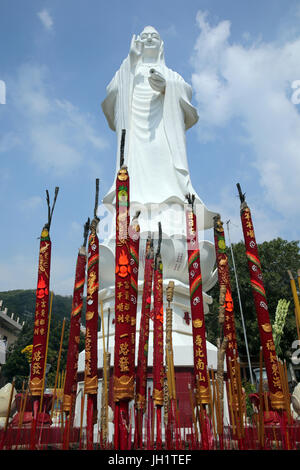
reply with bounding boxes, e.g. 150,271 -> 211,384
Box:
226,220 -> 254,385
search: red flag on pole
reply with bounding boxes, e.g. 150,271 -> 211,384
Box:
237,183 -> 284,410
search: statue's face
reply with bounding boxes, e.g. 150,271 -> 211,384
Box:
140,27 -> 161,51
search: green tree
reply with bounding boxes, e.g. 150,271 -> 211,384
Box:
1,313 -> 85,391
206,238 -> 300,364
0,290 -> 74,324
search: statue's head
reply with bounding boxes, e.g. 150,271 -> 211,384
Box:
140,26 -> 161,49
139,26 -> 164,63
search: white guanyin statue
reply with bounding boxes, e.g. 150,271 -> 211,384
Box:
98,25 -> 217,311
75,27 -> 222,427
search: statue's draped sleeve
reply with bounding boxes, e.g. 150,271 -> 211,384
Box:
163,69 -> 199,178
101,74 -> 118,131
101,56 -> 134,171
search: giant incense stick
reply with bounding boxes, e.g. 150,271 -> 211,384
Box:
165,281 -> 176,449
30,188 -> 59,398
129,211 -> 140,388
100,301 -> 109,446
29,187 -> 59,449
185,196 -> 209,404
185,195 -> 210,449
63,219 -> 89,444
84,179 -> 100,449
213,214 -> 239,424
153,223 -> 164,449
135,235 -> 154,448
113,162 -> 134,450
63,220 -> 89,413
237,183 -> 284,411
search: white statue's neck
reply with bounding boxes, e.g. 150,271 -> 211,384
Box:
142,56 -> 158,64
141,47 -> 160,64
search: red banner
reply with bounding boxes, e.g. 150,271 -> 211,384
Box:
239,199 -> 284,410
153,252 -> 164,407
135,236 -> 154,411
84,222 -> 99,400
213,217 -> 239,358
185,205 -> 209,404
113,168 -> 134,402
63,246 -> 87,413
129,215 -> 140,381
30,227 -> 52,396
213,216 -> 240,406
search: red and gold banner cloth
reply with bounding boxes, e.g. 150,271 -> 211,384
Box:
29,227 -> 52,396
129,216 -> 140,382
84,223 -> 99,398
213,217 -> 239,360
135,237 -> 154,411
63,246 -> 87,412
185,206 -> 209,405
213,216 -> 240,404
240,202 -> 284,409
153,253 -> 164,407
113,168 -> 134,402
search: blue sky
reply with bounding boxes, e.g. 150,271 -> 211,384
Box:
1,0 -> 300,295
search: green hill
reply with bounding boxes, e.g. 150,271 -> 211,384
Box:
0,290 -> 87,391
0,290 -> 79,324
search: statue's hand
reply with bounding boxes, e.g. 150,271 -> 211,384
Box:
148,69 -> 166,93
130,34 -> 143,59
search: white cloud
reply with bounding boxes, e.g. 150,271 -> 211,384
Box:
161,24 -> 178,38
191,10 -> 300,218
37,9 -> 53,31
0,255 -> 37,291
11,63 -> 108,176
19,195 -> 43,212
0,252 -> 77,296
0,132 -> 21,153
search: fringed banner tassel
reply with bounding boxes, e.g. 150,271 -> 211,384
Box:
237,183 -> 284,411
